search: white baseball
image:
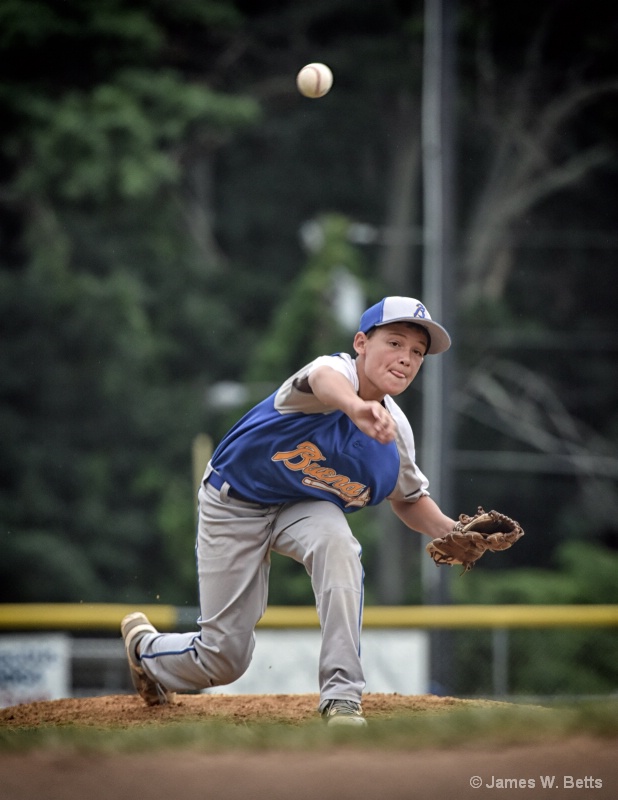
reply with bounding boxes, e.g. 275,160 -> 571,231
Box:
296,63 -> 333,99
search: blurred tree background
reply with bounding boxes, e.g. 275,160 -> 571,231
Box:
1,0 -> 617,624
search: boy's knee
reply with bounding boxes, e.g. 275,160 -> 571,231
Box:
194,635 -> 254,687
208,657 -> 249,686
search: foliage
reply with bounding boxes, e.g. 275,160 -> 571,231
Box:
10,70 -> 258,203
0,0 -> 260,604
246,212 -> 370,382
450,541 -> 618,695
0,0 -> 616,609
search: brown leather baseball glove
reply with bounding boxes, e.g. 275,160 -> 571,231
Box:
426,507 -> 524,572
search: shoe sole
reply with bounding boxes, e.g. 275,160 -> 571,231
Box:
121,612 -> 176,706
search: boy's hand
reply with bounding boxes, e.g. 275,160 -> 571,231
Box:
349,401 -> 396,444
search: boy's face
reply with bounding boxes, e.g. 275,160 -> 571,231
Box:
353,323 -> 428,400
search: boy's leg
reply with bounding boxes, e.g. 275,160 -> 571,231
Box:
271,500 -> 365,708
134,482 -> 279,692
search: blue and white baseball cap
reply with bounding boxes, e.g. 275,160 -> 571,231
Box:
358,296 -> 451,354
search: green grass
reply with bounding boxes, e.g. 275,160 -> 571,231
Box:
1,699 -> 617,754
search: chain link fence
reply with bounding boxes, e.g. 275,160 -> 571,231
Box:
1,604 -> 617,701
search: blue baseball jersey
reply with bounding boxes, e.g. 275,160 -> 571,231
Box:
208,353 -> 429,512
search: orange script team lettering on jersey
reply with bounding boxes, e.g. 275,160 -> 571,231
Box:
271,441 -> 371,508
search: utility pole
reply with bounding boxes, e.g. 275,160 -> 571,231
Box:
421,0 -> 457,694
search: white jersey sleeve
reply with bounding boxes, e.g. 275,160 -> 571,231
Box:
274,354 -> 358,414
274,353 -> 429,503
384,396 -> 430,502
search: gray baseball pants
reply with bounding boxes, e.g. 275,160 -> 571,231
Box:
137,476 -> 366,708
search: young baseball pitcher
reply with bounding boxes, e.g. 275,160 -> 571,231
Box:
122,296 -> 522,725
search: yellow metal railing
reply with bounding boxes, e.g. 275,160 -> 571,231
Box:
0,603 -> 617,631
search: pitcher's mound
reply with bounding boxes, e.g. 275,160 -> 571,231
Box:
0,691 -> 502,727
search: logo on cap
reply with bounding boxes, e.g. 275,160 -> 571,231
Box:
413,303 -> 427,319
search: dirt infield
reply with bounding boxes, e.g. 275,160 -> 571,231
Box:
1,694 -> 617,800
0,691 -> 495,727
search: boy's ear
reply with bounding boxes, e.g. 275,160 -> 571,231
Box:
353,331 -> 368,356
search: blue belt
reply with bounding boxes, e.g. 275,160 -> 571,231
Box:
206,471 -> 257,504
